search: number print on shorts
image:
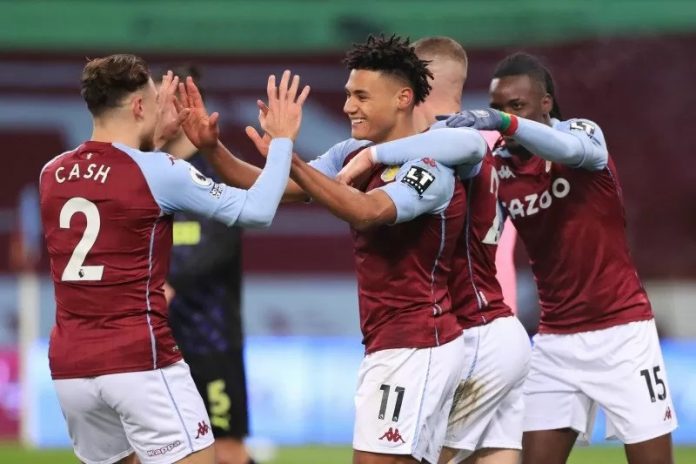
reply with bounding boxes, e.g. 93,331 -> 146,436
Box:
207,379 -> 232,431
378,384 -> 406,422
60,197 -> 104,281
640,366 -> 667,402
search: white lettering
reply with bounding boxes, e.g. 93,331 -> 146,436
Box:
68,163 -> 80,181
94,165 -> 111,184
508,198 -> 525,219
525,193 -> 539,216
552,178 -> 571,198
538,190 -> 552,209
489,167 -> 500,196
84,163 -> 96,180
54,163 -> 111,184
503,177 -> 572,219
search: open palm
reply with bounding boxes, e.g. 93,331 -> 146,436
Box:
176,77 -> 220,152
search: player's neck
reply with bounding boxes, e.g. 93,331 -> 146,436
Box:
414,96 -> 461,132
91,119 -> 142,150
379,113 -> 418,143
165,136 -> 198,160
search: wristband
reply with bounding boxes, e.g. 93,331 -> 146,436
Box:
499,112 -> 519,136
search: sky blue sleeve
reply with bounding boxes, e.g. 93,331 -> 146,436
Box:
308,138 -> 371,177
378,158 -> 455,224
117,139 -> 294,228
513,118 -> 608,170
372,127 -> 486,171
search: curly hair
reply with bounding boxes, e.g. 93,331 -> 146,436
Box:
493,52 -> 562,119
81,54 -> 150,116
343,34 -> 432,105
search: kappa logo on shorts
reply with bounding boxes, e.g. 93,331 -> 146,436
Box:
664,406 -> 672,421
379,427 -> 406,443
195,421 -> 210,439
146,440 -> 182,457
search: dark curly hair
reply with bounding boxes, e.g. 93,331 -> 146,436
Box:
81,54 -> 150,116
493,52 -> 562,119
343,34 -> 432,105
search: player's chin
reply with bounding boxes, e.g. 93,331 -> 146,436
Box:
350,124 -> 369,140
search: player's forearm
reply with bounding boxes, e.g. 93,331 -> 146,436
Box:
203,141 -> 308,203
290,156 -> 389,230
373,128 -> 486,167
235,138 -> 294,228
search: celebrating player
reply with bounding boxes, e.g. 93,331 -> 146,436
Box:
397,52 -> 678,464
177,35 -> 488,464
39,54 -> 308,464
336,36 -> 531,464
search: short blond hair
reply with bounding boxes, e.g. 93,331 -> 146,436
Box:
413,36 -> 468,72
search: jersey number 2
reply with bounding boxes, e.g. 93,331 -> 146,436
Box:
59,197 -> 104,281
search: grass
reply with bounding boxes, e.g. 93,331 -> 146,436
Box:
0,444 -> 695,463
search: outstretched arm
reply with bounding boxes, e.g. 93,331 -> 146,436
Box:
444,110 -> 608,170
336,127 -> 486,185
176,76 -> 309,202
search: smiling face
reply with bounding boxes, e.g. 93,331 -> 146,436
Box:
343,69 -> 414,143
489,74 -> 552,153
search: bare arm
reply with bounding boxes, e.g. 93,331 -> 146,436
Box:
289,154 -> 396,231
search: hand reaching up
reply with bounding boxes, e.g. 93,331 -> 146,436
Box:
175,76 -> 220,152
258,70 -> 310,141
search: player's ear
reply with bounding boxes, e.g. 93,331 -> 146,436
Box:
131,95 -> 145,120
397,87 -> 414,110
541,93 -> 553,117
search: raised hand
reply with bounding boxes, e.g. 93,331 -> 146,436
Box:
175,76 -> 220,152
336,147 -> 376,186
258,70 -> 310,141
154,71 -> 190,147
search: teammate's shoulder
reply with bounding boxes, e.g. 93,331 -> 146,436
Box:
332,137 -> 372,155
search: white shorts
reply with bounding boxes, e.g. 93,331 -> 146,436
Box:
523,319 -> 678,444
444,316 -> 531,462
54,360 -> 214,464
353,335 -> 465,464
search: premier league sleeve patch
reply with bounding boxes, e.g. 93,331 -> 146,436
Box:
189,165 -> 214,188
401,166 -> 436,196
569,120 -> 596,136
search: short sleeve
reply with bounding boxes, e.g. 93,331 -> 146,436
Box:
378,158 -> 455,224
309,138 -> 371,177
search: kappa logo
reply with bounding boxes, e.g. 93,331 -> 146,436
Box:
497,165 -> 516,179
421,157 -> 437,167
146,440 -> 182,457
664,406 -> 672,421
379,427 -> 406,443
195,421 -> 210,439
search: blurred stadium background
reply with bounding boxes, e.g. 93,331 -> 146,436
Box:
1,0 -> 695,462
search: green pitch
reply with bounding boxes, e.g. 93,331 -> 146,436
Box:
0,444 -> 695,463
